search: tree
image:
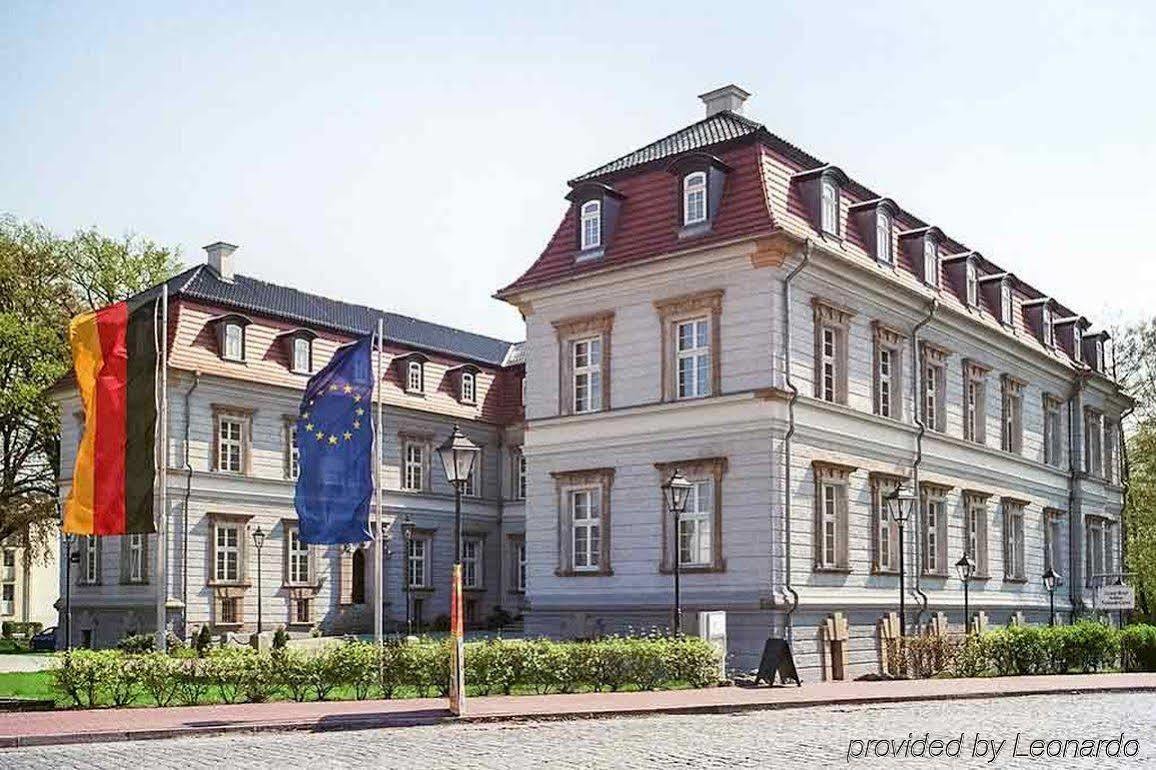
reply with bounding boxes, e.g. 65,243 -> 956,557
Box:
1115,322 -> 1156,621
0,215 -> 181,558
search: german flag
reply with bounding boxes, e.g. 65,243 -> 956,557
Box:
63,298 -> 159,535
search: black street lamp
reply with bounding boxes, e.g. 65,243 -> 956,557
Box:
884,483 -> 917,637
661,469 -> 694,636
1043,567 -> 1061,627
252,526 -> 266,634
955,552 -> 976,634
437,425 -> 479,714
401,516 -> 415,636
64,533 -> 76,652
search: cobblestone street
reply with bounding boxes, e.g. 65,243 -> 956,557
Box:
2,693 -> 1153,769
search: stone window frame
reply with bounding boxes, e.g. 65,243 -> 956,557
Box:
812,460 -> 855,573
399,431 -> 434,493
1084,407 -> 1103,477
1001,375 -> 1026,454
207,512 -> 253,588
406,527 -> 436,591
1104,418 -> 1118,485
655,458 -> 728,574
656,289 -> 724,403
1002,497 -> 1028,581
119,533 -> 150,585
961,489 -> 992,579
868,472 -> 904,574
281,519 -> 318,589
551,468 -> 614,577
962,359 -> 989,444
1043,507 -> 1066,576
920,342 -> 949,433
812,298 -> 854,405
461,533 -> 486,591
77,535 -> 102,586
871,323 -> 904,420
553,311 -> 614,416
506,534 -> 527,594
211,404 -> 255,475
510,447 -> 526,501
282,414 -> 300,481
919,482 -> 951,577
1084,515 -> 1112,587
1043,394 -> 1063,467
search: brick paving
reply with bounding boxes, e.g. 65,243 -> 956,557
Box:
0,673 -> 1154,749
1,692 -> 1153,768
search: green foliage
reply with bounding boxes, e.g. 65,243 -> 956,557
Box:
51,650 -> 119,707
174,657 -> 212,706
1120,624 -> 1156,671
272,628 -> 290,650
1,621 -> 43,638
986,626 -> 1048,676
136,652 -> 180,707
193,626 -> 213,657
116,634 -> 155,654
951,634 -> 989,678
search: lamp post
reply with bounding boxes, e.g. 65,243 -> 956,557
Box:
436,424 -> 480,715
252,526 -> 266,634
401,516 -> 415,636
955,552 -> 976,634
884,483 -> 917,637
64,534 -> 76,652
1043,567 -> 1061,627
661,469 -> 694,636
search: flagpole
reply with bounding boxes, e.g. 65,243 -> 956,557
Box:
154,284 -> 169,651
373,317 -> 384,647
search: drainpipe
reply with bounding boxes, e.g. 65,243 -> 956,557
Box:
780,239 -> 812,642
1119,397 -> 1135,609
910,298 -> 938,629
181,371 -> 200,637
1066,370 -> 1088,616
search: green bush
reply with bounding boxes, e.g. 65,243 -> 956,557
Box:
116,634 -> 155,654
52,650 -> 120,707
137,652 -> 181,706
174,657 -> 212,705
193,626 -> 213,657
986,626 -> 1047,676
2,621 -> 43,639
1066,621 -> 1119,672
1120,624 -> 1156,672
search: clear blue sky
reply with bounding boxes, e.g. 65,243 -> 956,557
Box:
4,1 -> 1154,342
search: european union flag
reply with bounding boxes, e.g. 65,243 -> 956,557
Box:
294,334 -> 374,544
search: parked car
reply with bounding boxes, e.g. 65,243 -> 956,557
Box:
29,626 -> 57,652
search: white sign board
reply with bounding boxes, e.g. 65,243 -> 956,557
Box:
1096,585 -> 1135,611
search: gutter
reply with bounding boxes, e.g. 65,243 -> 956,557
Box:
910,298 -> 938,629
181,371 -> 201,637
1119,397 -> 1136,611
1067,369 -> 1089,615
780,239 -> 812,641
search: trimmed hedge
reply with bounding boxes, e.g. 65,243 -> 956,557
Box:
51,635 -> 721,709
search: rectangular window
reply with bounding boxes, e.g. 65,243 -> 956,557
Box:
1044,397 -> 1062,467
876,212 -> 892,264
217,417 -> 244,473
1045,512 -> 1064,573
572,337 -> 602,413
1004,502 -> 1025,580
463,460 -> 480,497
821,181 -> 839,234
1085,517 -> 1110,586
214,523 -> 240,582
1104,420 -> 1117,484
924,498 -> 943,574
871,479 -> 899,573
294,598 -> 310,625
1085,409 -> 1103,477
676,318 -> 711,399
462,538 -> 482,588
820,326 -> 840,403
288,528 -> 309,585
923,363 -> 944,432
678,480 -> 713,567
516,540 -> 527,593
82,535 -> 98,584
403,442 -> 424,492
964,495 -> 988,576
287,422 -> 300,480
1042,306 -> 1054,347
0,583 -> 13,616
1002,379 -> 1023,454
876,348 -> 893,418
407,536 -> 428,588
964,368 -> 986,444
923,239 -> 939,287
128,534 -> 144,582
571,488 -> 601,572
220,596 -> 240,624
292,338 -> 311,373
1001,283 -> 1013,326
966,262 -> 978,307
515,452 -> 526,500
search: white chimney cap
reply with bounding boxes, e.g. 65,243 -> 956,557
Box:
698,84 -> 751,117
204,241 -> 238,282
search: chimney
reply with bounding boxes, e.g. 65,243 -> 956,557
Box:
698,84 -> 751,117
204,241 -> 238,282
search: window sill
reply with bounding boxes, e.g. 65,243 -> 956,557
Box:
119,580 -> 150,586
921,571 -> 949,579
207,581 -> 251,589
659,562 -> 725,575
575,247 -> 605,262
1003,576 -> 1028,584
462,587 -> 486,593
214,622 -> 243,630
409,586 -> 435,593
555,568 -> 614,578
813,566 -> 852,575
282,581 -> 321,591
871,567 -> 900,576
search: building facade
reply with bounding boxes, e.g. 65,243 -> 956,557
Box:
0,533 -> 58,628
53,245 -> 526,648
496,86 -> 1131,678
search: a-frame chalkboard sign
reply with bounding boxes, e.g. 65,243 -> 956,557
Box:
754,638 -> 801,686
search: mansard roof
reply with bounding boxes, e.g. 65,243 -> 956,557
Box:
142,264 -> 519,367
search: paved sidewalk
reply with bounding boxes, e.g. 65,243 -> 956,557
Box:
0,672 -> 1153,748
0,655 -> 57,674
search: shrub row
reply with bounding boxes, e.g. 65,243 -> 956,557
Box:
51,635 -> 722,709
883,622 -> 1156,679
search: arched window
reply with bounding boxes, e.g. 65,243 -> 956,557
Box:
876,211 -> 892,264
821,180 -> 839,234
923,239 -> 939,287
351,548 -> 366,604
966,262 -> 978,307
292,337 -> 311,373
683,171 -> 707,226
580,200 -> 601,250
407,360 -> 423,393
1001,283 -> 1013,325
1042,306 -> 1054,347
223,323 -> 244,361
461,371 -> 476,403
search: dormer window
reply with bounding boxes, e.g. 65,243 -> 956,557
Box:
923,240 -> 939,287
213,314 -> 252,363
683,172 -> 707,226
407,361 -> 423,392
966,262 -> 978,307
449,364 -> 481,405
821,180 -> 839,235
1000,282 -> 1013,326
580,200 -> 601,251
876,211 -> 892,265
1042,305 -> 1054,347
292,338 -> 311,373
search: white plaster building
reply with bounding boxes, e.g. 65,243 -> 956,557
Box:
496,86 -> 1130,678
52,245 -> 526,648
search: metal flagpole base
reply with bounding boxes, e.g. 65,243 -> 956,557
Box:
449,563 -> 466,715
